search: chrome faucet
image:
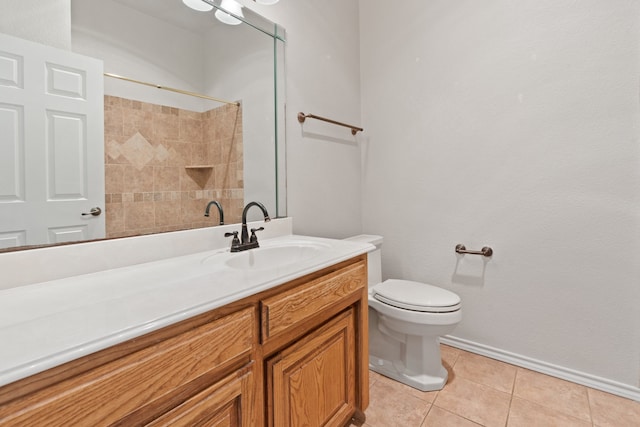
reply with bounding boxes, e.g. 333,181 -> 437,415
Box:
225,201 -> 270,252
204,200 -> 224,225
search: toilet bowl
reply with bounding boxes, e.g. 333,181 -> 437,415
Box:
345,235 -> 461,391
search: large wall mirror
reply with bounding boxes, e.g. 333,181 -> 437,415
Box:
0,0 -> 286,252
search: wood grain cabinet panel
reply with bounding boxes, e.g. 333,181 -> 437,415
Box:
268,309 -> 356,427
261,261 -> 365,341
0,308 -> 254,426
147,366 -> 254,427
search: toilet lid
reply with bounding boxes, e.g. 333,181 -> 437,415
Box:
373,279 -> 461,313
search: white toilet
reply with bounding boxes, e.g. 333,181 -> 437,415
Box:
345,235 -> 462,391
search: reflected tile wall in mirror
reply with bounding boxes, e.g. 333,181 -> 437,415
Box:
104,95 -> 243,238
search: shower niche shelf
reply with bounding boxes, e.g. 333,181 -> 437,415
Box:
184,166 -> 214,188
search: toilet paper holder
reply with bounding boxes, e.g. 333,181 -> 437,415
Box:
455,244 -> 493,257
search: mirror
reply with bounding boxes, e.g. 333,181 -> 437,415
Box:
0,0 -> 286,252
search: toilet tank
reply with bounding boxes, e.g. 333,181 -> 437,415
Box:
344,234 -> 383,288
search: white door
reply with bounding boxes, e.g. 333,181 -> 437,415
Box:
0,32 -> 104,249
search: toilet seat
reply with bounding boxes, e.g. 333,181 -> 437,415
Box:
373,279 -> 461,313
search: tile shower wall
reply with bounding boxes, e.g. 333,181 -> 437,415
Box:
104,96 -> 243,238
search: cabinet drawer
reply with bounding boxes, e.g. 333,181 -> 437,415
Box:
261,260 -> 365,340
147,366 -> 254,427
0,307 -> 254,427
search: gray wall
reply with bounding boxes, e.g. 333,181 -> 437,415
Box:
360,0 -> 640,395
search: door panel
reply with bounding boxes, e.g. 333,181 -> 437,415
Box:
0,32 -> 104,248
0,103 -> 24,202
46,110 -> 88,200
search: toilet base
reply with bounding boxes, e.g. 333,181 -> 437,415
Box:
369,356 -> 448,392
368,304 -> 456,392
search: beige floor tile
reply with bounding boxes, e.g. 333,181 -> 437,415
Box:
422,406 -> 482,426
507,396 -> 592,427
364,346 -> 640,427
453,351 -> 517,394
588,387 -> 640,427
365,378 -> 431,426
370,370 -> 439,403
434,376 -> 511,427
369,370 -> 383,387
441,344 -> 462,367
513,368 -> 591,422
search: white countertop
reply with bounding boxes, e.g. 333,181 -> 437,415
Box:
0,234 -> 372,387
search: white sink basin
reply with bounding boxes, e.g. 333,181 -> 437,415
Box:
223,241 -> 329,270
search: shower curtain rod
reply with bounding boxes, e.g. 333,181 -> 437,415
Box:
103,73 -> 240,106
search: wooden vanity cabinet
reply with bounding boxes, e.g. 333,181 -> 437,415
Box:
0,255 -> 369,427
261,259 -> 367,427
0,307 -> 258,427
267,309 -> 356,427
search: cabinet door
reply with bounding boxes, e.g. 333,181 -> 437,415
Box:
147,368 -> 254,427
268,310 -> 355,427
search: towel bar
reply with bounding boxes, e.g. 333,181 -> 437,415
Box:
297,112 -> 363,135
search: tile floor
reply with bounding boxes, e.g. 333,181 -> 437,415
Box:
356,345 -> 640,427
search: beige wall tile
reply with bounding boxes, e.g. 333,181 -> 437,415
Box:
104,104 -> 123,136
153,166 -> 180,192
105,203 -> 124,237
179,116 -> 202,143
220,137 -> 238,163
103,97 -> 243,237
123,109 -> 154,140
173,142 -> 192,167
207,140 -> 222,165
154,201 -> 181,228
190,143 -> 208,165
181,198 -> 208,224
154,112 -> 179,139
105,164 -> 124,194
124,202 -> 155,232
124,165 -> 154,193
226,198 -> 243,225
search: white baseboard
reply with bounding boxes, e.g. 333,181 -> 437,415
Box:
440,335 -> 640,402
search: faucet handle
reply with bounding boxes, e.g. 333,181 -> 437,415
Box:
249,227 -> 264,243
224,231 -> 241,249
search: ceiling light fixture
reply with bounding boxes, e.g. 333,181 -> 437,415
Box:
182,0 -> 214,12
215,0 -> 244,25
